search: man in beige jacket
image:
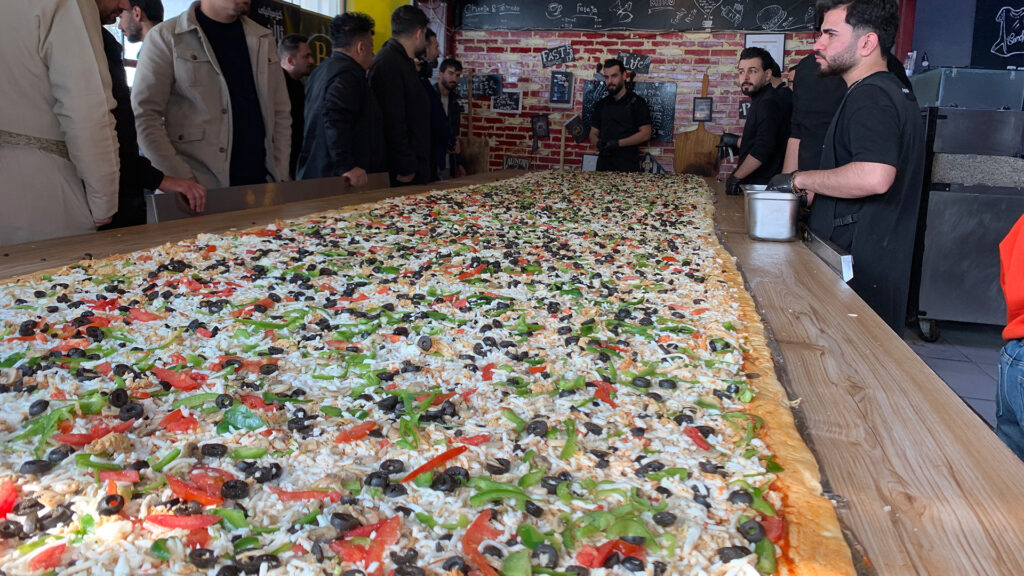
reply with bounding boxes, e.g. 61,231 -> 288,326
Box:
132,0 -> 290,190
0,0 -> 123,246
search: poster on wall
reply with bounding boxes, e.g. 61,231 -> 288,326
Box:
491,90 -> 523,113
744,33 -> 786,70
972,0 -> 1024,69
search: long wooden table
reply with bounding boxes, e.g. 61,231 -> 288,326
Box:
2,171 -> 1023,574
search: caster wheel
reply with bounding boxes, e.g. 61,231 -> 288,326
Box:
918,318 -> 940,342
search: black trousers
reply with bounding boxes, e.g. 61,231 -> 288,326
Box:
596,150 -> 640,172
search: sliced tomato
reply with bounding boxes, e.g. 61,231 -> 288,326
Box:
329,516 -> 401,576
0,481 -> 16,519
457,434 -> 491,446
402,445 -> 467,483
267,487 -> 341,502
414,392 -> 456,406
480,363 -> 497,382
683,426 -> 712,450
4,334 -> 47,343
166,475 -> 223,507
151,367 -> 201,391
240,395 -> 277,412
462,510 -> 502,576
189,467 -> 235,496
128,308 -> 162,322
761,514 -> 786,543
84,298 -> 121,312
335,421 -> 376,443
325,340 -> 353,349
50,338 -> 91,353
94,362 -> 113,377
590,380 -> 618,408
98,470 -> 140,483
52,419 -> 134,447
576,539 -> 646,569
196,327 -> 214,338
146,514 -> 222,530
159,409 -> 198,433
28,542 -> 66,571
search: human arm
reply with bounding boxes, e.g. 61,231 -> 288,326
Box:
730,154 -> 763,180
615,124 -> 652,147
369,62 -> 416,178
782,137 -> 800,173
131,25 -> 194,180
588,126 -> 600,146
322,70 -> 367,184
736,98 -> 784,179
48,0 -> 121,224
793,162 -> 895,202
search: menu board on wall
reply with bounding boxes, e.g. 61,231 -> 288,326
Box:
457,0 -> 817,32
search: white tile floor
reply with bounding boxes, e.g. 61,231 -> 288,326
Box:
904,322 -> 1003,428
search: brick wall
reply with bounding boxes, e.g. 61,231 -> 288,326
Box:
454,30 -> 817,173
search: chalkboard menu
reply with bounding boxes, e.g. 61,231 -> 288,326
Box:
457,74 -> 504,98
581,81 -> 676,143
972,0 -> 1024,69
457,0 -> 817,32
492,90 -> 523,112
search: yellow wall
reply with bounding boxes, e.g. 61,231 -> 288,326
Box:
344,0 -> 410,52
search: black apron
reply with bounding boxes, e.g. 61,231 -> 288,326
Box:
808,72 -> 925,335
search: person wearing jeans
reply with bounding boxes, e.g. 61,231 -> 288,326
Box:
997,213 -> 1024,459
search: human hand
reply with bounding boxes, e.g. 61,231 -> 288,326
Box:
342,167 -> 368,187
766,172 -> 800,194
597,139 -> 619,152
93,216 -> 112,227
159,176 -> 207,213
396,173 -> 415,183
725,175 -> 742,196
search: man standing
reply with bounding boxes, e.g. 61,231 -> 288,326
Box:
133,0 -> 291,190
768,0 -> 925,335
725,47 -> 789,194
100,1 -> 205,228
0,0 -> 122,245
437,58 -> 466,179
118,0 -> 163,43
297,12 -> 383,185
781,53 -> 847,172
279,34 -> 314,179
588,58 -> 652,173
369,5 -> 431,186
419,28 -> 445,182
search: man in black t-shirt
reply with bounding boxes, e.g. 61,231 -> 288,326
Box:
782,53 -> 848,172
768,0 -> 925,335
589,58 -> 652,173
725,47 -> 790,194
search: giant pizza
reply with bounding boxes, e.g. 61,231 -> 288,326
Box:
0,172 -> 855,575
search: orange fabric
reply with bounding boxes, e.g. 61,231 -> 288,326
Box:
1002,214 -> 1024,340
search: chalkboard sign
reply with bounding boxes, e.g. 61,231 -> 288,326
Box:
504,156 -> 532,169
581,81 -> 677,143
972,0 -> 1024,69
457,0 -> 817,32
492,90 -> 523,113
617,51 -> 652,74
542,44 -> 575,67
457,74 -> 504,98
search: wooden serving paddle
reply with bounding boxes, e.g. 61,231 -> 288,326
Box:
672,71 -> 719,176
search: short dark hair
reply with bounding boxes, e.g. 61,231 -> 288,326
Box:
330,12 -> 374,50
439,58 -> 463,74
739,47 -> 774,71
816,0 -> 899,54
278,34 -> 308,60
391,5 -> 429,38
768,60 -> 782,78
603,58 -> 625,74
129,0 -> 163,24
425,27 -> 437,41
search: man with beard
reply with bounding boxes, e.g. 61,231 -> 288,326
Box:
436,58 -> 466,179
279,34 -> 314,179
0,0 -> 121,245
297,11 -> 384,184
768,0 -> 924,335
100,0 -> 205,227
133,0 -> 291,190
588,58 -> 652,172
118,0 -> 163,43
782,52 -> 848,172
418,28 -> 446,182
724,47 -> 789,195
369,5 -> 431,186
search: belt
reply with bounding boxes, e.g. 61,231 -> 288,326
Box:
0,129 -> 70,161
833,214 -> 858,227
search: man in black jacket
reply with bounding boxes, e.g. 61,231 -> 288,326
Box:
279,34 -> 314,179
368,5 -> 430,186
296,11 -> 383,184
437,58 -> 466,179
98,0 -> 204,228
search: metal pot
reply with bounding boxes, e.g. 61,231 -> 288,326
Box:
743,184 -> 800,242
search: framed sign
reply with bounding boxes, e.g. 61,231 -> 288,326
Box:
541,44 -> 574,67
503,156 -> 531,170
693,97 -> 713,122
491,90 -> 522,113
582,154 -> 598,172
744,33 -> 786,70
531,114 -> 550,139
550,71 -> 573,106
565,114 -> 587,144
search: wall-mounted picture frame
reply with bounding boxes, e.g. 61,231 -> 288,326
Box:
693,97 -> 713,122
744,33 -> 786,71
549,71 -> 573,106
491,90 -> 522,113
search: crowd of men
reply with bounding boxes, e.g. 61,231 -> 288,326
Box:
0,0 -> 465,247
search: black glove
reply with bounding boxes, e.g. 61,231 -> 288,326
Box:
766,171 -> 800,194
725,175 -> 742,196
597,139 -> 619,152
719,132 -> 740,149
